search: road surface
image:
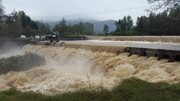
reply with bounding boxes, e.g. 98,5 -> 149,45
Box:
63,40 -> 180,51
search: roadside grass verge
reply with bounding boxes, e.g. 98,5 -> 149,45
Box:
0,78 -> 179,101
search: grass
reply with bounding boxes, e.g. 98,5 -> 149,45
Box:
0,78 -> 179,101
0,53 -> 46,74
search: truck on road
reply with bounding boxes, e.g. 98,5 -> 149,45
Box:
42,32 -> 60,42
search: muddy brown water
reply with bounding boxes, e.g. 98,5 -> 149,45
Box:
0,44 -> 179,95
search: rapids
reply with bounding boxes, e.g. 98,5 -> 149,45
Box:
0,44 -> 179,95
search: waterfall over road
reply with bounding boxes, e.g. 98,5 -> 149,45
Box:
0,44 -> 179,95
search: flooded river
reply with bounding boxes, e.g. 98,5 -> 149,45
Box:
0,44 -> 179,95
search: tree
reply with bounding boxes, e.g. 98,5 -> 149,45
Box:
115,20 -> 122,32
0,0 -> 4,36
0,0 -> 4,18
14,11 -> 40,36
60,17 -> 67,33
135,7 -> 180,35
83,22 -> 94,35
53,17 -> 67,34
60,22 -> 94,35
148,0 -> 180,10
15,11 -> 31,28
115,15 -> 133,32
121,16 -> 127,31
36,21 -> 50,34
103,24 -> 109,34
127,16 -> 133,30
0,9 -> 50,38
0,10 -> 23,38
136,16 -> 148,33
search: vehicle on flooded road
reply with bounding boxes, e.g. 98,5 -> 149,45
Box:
45,32 -> 60,42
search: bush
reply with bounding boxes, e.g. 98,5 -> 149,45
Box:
0,53 -> 46,74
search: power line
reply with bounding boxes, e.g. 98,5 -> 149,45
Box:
57,5 -> 148,18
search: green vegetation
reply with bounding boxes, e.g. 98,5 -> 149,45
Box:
0,78 -> 179,101
53,18 -> 94,36
1,0 -> 180,37
108,0 -> 180,36
103,24 -> 109,35
113,6 -> 180,36
0,0 -> 3,16
148,0 -> 180,11
135,7 -> 180,35
0,53 -> 45,74
0,7 -> 50,38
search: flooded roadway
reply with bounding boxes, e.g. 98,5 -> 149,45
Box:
0,40 -> 180,95
63,40 -> 180,51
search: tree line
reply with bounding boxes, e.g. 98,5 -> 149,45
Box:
0,3 -> 94,38
113,3 -> 180,36
136,7 -> 180,35
1,0 -> 180,38
53,18 -> 94,36
0,11 -> 50,38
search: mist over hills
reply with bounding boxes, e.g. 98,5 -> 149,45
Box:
47,20 -> 116,33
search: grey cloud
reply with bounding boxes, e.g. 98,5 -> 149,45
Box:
3,0 -> 149,21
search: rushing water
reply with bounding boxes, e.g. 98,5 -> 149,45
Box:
0,44 -> 180,95
65,40 -> 180,51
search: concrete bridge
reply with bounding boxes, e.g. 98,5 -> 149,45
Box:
35,40 -> 180,62
1,38 -> 180,62
125,47 -> 180,62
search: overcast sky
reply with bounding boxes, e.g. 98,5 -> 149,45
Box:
3,0 -> 150,21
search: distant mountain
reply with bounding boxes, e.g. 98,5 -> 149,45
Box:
91,20 -> 116,33
47,20 -> 116,33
